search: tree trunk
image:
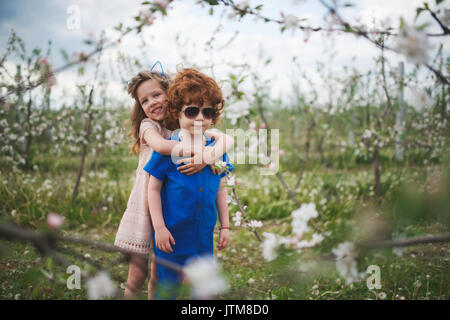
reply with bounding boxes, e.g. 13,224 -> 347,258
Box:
395,62 -> 404,162
295,118 -> 315,190
373,143 -> 382,202
72,88 -> 94,199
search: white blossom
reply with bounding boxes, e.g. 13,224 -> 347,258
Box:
155,0 -> 170,10
215,160 -> 228,169
232,211 -> 242,226
86,271 -> 117,300
221,81 -> 233,99
332,242 -> 363,285
281,13 -> 300,30
261,232 -> 280,262
438,8 -> 450,26
235,0 -> 250,9
183,256 -> 228,299
226,174 -> 236,186
248,220 -> 263,228
362,129 -> 372,140
225,99 -> 250,125
296,233 -> 324,249
409,87 -> 433,111
291,203 -> 318,237
395,25 -> 431,65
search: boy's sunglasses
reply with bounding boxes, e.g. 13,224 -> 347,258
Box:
182,106 -> 217,120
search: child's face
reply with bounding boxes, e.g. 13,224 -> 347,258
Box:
178,104 -> 214,135
137,79 -> 167,121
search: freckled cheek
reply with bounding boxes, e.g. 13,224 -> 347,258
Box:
142,104 -> 152,116
161,97 -> 168,106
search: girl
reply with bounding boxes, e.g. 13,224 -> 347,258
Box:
114,70 -> 233,299
144,68 -> 233,299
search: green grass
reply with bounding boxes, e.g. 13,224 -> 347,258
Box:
1,149 -> 449,300
1,222 -> 448,300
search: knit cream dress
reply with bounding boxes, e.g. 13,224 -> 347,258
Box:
114,118 -> 172,254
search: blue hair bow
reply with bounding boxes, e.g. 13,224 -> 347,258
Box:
126,60 -> 168,85
150,60 -> 168,80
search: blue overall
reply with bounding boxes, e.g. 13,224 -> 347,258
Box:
143,131 -> 234,299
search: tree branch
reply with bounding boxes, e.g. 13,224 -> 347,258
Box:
358,233 -> 450,249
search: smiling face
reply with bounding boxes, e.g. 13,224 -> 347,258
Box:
178,104 -> 213,136
136,79 -> 168,121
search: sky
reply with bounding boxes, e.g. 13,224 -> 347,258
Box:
0,0 -> 448,108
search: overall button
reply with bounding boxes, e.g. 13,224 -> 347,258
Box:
198,205 -> 202,210
199,187 -> 203,192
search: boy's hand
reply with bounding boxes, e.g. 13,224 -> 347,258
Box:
217,228 -> 230,250
154,226 -> 175,253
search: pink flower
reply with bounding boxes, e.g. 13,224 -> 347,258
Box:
260,122 -> 267,129
279,149 -> 285,157
47,212 -> 65,229
155,0 -> 170,10
39,58 -> 49,66
45,74 -> 57,90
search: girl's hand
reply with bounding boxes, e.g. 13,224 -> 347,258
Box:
154,226 -> 175,253
209,164 -> 217,175
177,153 -> 207,175
217,228 -> 230,250
177,146 -> 222,175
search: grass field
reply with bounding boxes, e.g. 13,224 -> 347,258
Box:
1,150 -> 449,300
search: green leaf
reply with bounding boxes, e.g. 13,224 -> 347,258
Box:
203,0 -> 219,5
114,22 -> 123,31
415,7 -> 425,20
399,17 -> 406,30
417,22 -> 430,31
344,24 -> 353,33
435,0 -> 444,4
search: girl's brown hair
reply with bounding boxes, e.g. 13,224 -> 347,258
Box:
127,71 -> 170,155
166,68 -> 224,129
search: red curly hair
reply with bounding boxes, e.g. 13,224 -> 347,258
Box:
165,68 -> 224,130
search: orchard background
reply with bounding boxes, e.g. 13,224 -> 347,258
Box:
0,0 -> 449,300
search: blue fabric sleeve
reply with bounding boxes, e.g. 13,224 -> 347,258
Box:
143,151 -> 170,181
220,152 -> 234,178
